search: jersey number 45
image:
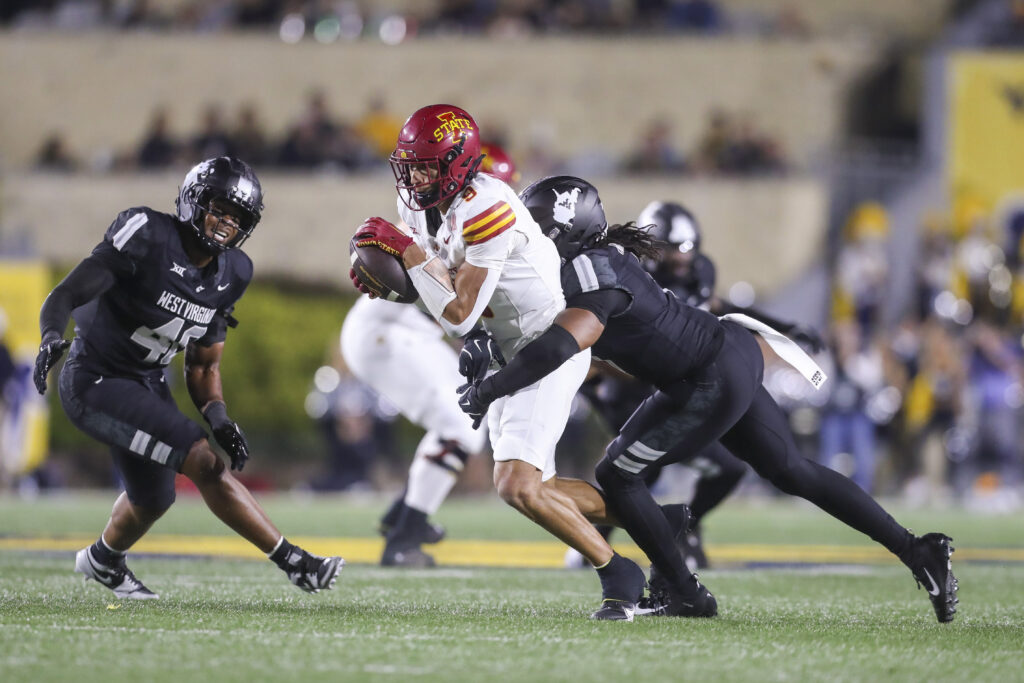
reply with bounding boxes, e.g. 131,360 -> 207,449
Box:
130,317 -> 208,365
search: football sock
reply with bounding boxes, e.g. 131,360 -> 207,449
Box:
389,506 -> 429,544
268,537 -> 299,570
90,535 -> 125,566
380,492 -> 407,530
594,553 -> 638,600
405,457 -> 457,515
596,458 -> 695,590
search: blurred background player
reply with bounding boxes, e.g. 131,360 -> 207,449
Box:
350,105 -> 651,620
33,157 -> 343,599
572,200 -> 825,570
341,141 -> 519,568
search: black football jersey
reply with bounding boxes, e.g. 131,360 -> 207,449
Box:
652,253 -> 716,309
70,207 -> 252,377
562,245 -> 724,385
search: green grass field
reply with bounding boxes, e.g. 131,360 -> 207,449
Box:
1,493 -> 1022,683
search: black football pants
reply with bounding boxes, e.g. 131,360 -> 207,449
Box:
595,322 -> 914,589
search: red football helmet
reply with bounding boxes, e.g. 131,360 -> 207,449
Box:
390,104 -> 482,210
479,141 -> 520,186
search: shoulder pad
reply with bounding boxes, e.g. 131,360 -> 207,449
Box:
562,247 -> 624,298
103,207 -> 168,261
459,191 -> 518,247
226,248 -> 254,284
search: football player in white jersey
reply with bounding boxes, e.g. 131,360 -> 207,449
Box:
342,143 -> 522,568
350,104 -> 649,620
342,271 -> 487,567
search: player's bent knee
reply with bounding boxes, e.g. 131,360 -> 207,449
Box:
127,492 -> 176,517
595,455 -> 641,494
182,439 -> 227,485
493,466 -> 542,512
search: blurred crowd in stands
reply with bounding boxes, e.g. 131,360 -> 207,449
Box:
33,91 -> 789,178
34,92 -> 390,174
1,0 -> 815,38
794,198 -> 1024,509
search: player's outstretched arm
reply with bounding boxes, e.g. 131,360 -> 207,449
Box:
456,305 -> 607,428
185,342 -> 249,471
34,255 -> 118,394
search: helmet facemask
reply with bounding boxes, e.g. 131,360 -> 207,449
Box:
390,105 -> 482,211
176,157 -> 263,253
191,191 -> 258,252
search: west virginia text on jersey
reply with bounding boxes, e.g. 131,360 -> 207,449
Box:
72,207 -> 251,378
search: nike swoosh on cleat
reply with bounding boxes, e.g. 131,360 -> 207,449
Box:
922,568 -> 941,596
86,554 -> 117,583
217,283 -> 230,291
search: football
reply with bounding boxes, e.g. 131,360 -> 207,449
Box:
349,238 -> 419,304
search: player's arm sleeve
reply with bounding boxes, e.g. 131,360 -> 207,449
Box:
39,249 -> 120,343
475,288 -> 627,402
476,323 -> 581,403
438,267 -> 500,337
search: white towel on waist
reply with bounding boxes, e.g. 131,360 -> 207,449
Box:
720,313 -> 828,389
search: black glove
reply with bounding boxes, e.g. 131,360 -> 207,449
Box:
459,329 -> 506,384
790,324 -> 825,354
33,336 -> 71,395
203,401 -> 250,471
456,382 -> 490,430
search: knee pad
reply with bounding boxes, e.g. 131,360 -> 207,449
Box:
415,431 -> 471,474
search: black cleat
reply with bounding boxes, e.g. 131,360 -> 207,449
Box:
285,551 -> 344,594
661,503 -> 692,543
591,599 -> 636,621
634,593 -> 667,617
381,545 -> 436,568
74,547 -> 158,600
661,504 -> 708,570
664,576 -> 718,618
681,524 -> 709,571
908,533 -> 958,623
591,555 -> 648,621
648,567 -> 717,618
378,507 -> 446,545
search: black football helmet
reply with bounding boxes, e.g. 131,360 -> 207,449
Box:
638,200 -> 700,254
519,175 -> 607,261
175,157 -> 264,252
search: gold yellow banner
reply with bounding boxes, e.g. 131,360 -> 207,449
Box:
0,260 -> 51,476
950,52 -> 1024,209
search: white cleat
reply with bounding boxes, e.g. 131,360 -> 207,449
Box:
74,547 -> 159,600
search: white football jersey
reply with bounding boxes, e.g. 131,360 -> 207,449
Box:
397,173 -> 565,357
343,295 -> 440,337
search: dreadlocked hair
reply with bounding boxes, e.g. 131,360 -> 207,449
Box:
594,221 -> 664,261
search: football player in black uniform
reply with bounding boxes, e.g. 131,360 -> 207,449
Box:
34,157 -> 344,599
579,201 -> 824,570
458,176 -> 958,623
